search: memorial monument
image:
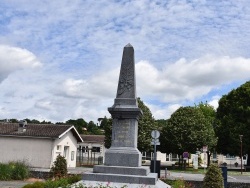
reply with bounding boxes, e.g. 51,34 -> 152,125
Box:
82,44 -> 170,187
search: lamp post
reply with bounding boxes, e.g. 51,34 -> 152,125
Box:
239,135 -> 243,174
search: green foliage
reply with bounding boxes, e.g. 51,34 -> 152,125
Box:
216,81 -> 250,164
66,118 -> 88,134
22,175 -> 81,188
137,98 -> 157,152
9,161 -> 30,180
159,106 -> 217,154
102,116 -> 112,148
50,155 -> 67,179
23,181 -> 45,188
161,178 -> 194,188
87,121 -> 103,135
203,164 -> 223,188
0,161 -> 29,180
0,163 -> 12,180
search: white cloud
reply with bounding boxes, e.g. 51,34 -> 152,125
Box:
136,56 -> 250,104
1,0 -> 250,122
0,45 -> 42,82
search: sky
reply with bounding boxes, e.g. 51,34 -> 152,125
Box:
1,0 -> 250,124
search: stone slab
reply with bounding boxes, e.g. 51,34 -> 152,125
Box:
105,147 -> 141,167
82,172 -> 158,185
73,179 -> 171,188
93,165 -> 150,176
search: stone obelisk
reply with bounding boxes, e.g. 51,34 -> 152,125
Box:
82,44 -> 170,187
105,43 -> 142,167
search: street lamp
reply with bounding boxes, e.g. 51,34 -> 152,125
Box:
239,135 -> 243,174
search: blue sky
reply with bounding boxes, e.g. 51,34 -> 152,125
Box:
0,0 -> 250,123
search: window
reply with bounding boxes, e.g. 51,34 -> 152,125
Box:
57,145 -> 61,151
71,151 -> 75,161
92,147 -> 100,152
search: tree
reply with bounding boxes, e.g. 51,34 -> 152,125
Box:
137,98 -> 157,152
102,116 -> 112,148
66,118 -> 87,134
195,102 -> 217,166
203,164 -> 223,188
159,106 -> 217,156
103,98 -> 156,152
216,81 -> 250,165
87,121 -> 102,135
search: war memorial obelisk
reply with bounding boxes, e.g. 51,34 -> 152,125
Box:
82,44 -> 170,187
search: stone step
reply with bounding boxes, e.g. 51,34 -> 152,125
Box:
93,165 -> 150,176
83,172 -> 158,185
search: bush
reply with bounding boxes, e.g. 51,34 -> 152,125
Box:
23,182 -> 45,188
22,175 -> 81,188
10,161 -> 30,180
0,161 -> 29,180
0,163 -> 12,180
160,178 -> 194,188
203,164 -> 223,188
50,155 -> 67,179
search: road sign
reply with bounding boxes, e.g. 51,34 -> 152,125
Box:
151,130 -> 160,139
151,139 -> 160,145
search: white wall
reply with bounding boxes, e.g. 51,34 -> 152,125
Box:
0,136 -> 53,168
52,131 -> 78,168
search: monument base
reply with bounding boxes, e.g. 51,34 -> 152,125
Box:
104,147 -> 142,167
82,165 -> 171,187
75,179 -> 171,188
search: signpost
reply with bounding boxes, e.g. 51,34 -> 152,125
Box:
151,130 -> 160,173
203,146 -> 208,172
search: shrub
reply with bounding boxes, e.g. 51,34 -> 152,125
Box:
22,175 -> 81,188
203,164 -> 223,188
10,161 -> 30,180
50,155 -> 67,179
23,182 -> 45,188
0,163 -> 12,180
0,161 -> 29,180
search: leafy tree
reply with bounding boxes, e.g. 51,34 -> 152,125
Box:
137,98 -> 157,152
216,81 -> 250,165
66,118 -> 87,134
203,164 -> 223,188
195,102 -> 217,166
102,116 -> 112,148
159,106 -> 217,156
87,121 -> 102,135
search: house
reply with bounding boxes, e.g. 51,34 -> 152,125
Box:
0,121 -> 83,168
77,135 -> 105,165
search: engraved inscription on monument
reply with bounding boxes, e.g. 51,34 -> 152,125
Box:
112,119 -> 133,147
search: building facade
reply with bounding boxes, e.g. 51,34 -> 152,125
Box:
0,121 -> 82,168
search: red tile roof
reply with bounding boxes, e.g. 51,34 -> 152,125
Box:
0,123 -> 82,142
80,135 -> 105,143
